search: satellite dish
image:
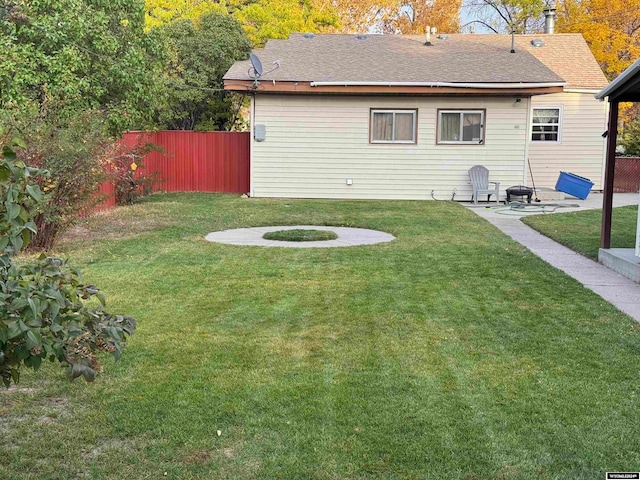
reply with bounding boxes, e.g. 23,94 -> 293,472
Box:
249,53 -> 263,78
247,53 -> 280,90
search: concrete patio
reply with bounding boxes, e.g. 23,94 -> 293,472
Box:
467,192 -> 637,218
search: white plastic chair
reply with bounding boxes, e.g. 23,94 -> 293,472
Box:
468,165 -> 500,204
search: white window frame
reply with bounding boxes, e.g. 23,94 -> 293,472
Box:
531,105 -> 563,143
370,109 -> 417,144
437,110 -> 485,145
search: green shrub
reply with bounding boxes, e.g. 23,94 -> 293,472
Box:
620,116 -> 640,156
0,135 -> 135,387
15,109 -> 113,250
111,142 -> 162,206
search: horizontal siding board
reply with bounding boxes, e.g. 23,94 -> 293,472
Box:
252,92 -> 605,199
253,95 -> 527,200
528,92 -> 606,189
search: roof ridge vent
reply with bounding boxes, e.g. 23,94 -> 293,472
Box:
531,38 -> 545,47
356,34 -> 368,40
303,32 -> 315,39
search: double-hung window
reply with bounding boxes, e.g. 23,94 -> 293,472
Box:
370,109 -> 417,144
437,110 -> 485,144
531,107 -> 562,142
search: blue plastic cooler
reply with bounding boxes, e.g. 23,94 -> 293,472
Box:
555,172 -> 594,200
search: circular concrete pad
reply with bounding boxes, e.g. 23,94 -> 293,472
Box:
205,225 -> 395,248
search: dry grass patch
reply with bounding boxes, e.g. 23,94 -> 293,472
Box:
61,200 -> 174,244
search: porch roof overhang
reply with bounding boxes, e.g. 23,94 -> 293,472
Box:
224,79 -> 565,96
596,58 -> 640,102
597,57 -> 640,250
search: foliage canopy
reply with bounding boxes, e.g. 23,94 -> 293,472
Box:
157,13 -> 252,131
1,0 -> 164,135
557,0 -> 640,80
620,117 -> 640,156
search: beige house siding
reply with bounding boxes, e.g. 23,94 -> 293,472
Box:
528,92 -> 607,190
252,95 -> 529,200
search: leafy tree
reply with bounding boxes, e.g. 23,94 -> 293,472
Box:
157,13 -> 252,130
0,134 -> 135,387
1,0 -> 165,249
145,0 -> 339,47
232,0 -> 338,46
331,0 -> 398,33
463,0 -> 546,33
392,0 -> 461,34
557,0 -> 640,80
145,0 -> 227,29
620,117 -> 640,156
332,0 -> 461,34
1,0 -> 164,135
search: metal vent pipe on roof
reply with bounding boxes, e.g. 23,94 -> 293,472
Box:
424,25 -> 432,46
544,4 -> 556,34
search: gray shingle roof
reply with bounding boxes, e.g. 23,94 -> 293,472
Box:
410,34 -> 607,89
224,33 -> 566,85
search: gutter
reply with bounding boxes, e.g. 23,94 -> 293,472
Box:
564,88 -> 601,94
309,81 -> 567,89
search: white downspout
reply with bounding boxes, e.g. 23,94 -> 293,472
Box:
524,97 -> 532,186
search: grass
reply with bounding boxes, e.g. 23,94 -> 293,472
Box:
263,229 -> 338,242
522,205 -> 638,260
2,192 -> 640,479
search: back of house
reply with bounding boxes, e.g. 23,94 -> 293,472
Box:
224,31 -> 608,201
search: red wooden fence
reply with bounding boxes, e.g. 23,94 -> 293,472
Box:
93,131 -> 250,212
614,157 -> 640,193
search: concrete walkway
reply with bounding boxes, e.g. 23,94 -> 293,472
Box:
205,225 -> 395,248
467,193 -> 640,321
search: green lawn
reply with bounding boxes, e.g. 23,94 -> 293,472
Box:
2,193 -> 640,479
522,205 -> 638,260
263,228 -> 338,242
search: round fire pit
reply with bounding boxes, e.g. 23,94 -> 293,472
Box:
506,185 -> 533,203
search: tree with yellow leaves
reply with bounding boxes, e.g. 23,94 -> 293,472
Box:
232,0 -> 339,46
145,0 -> 227,29
331,0 -> 397,33
332,0 -> 461,34
557,0 -> 640,79
392,0 -> 461,34
145,0 -> 339,46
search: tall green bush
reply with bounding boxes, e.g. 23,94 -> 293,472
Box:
0,134 -> 135,387
14,109 -> 113,250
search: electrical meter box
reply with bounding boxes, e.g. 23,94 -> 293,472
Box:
254,124 -> 266,142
